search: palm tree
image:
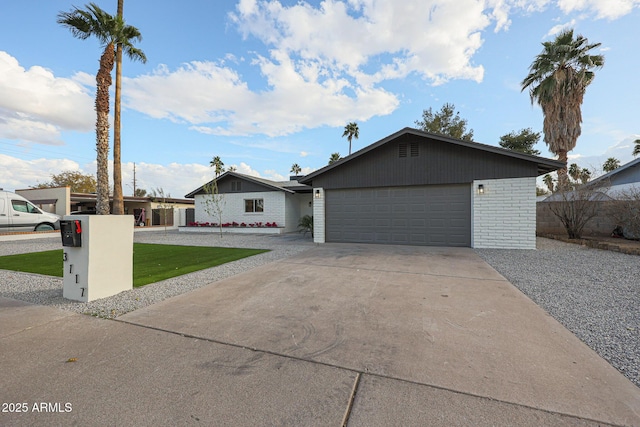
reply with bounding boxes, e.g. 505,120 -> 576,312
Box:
633,139 -> 640,157
342,122 -> 359,155
290,163 -> 302,175
328,153 -> 341,165
568,163 -> 581,182
521,29 -> 604,190
227,166 -> 237,172
210,156 -> 224,177
580,168 -> 591,184
543,174 -> 555,193
58,3 -> 146,215
602,157 -> 620,173
112,0 -> 146,215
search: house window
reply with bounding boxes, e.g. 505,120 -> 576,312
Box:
231,181 -> 242,192
245,199 -> 264,213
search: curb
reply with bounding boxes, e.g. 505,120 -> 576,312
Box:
538,234 -> 640,256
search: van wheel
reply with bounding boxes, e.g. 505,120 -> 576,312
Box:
35,223 -> 54,231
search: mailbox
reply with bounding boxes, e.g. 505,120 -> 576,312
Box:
60,219 -> 82,247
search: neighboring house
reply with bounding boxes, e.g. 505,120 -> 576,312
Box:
537,157 -> 640,237
15,187 -> 194,226
185,173 -> 312,233
300,127 -> 563,249
588,157 -> 640,196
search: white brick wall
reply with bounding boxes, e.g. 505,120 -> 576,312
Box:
472,177 -> 536,249
195,191 -> 287,227
313,188 -> 325,243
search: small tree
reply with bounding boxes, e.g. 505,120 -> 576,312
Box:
150,187 -> 173,234
202,156 -> 226,237
498,128 -> 541,155
415,103 -> 474,141
633,139 -> 640,158
328,153 -> 341,165
34,170 -> 97,193
547,180 -> 609,239
291,163 -> 302,175
298,214 -> 313,237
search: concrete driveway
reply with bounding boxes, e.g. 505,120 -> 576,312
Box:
2,243 -> 639,426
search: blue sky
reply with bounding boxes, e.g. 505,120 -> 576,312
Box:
1,0 -> 639,197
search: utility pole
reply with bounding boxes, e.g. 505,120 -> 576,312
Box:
131,162 -> 137,196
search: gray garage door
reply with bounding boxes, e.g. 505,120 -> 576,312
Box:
325,185 -> 471,246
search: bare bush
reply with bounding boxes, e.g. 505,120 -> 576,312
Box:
608,186 -> 640,240
546,180 -> 610,239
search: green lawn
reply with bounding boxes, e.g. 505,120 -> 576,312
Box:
0,243 -> 269,287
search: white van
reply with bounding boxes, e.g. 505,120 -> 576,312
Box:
0,190 -> 61,232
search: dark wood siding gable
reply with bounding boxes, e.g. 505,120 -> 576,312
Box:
312,134 -> 539,190
191,176 -> 278,196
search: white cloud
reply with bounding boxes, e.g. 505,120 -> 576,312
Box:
230,0 -> 491,84
127,1 -> 529,138
300,151 -> 309,157
0,52 -> 94,145
125,59 -> 398,137
545,19 -> 577,37
557,0 -> 640,20
0,154 -> 82,191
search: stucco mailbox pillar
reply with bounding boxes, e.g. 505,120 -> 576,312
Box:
61,215 -> 133,302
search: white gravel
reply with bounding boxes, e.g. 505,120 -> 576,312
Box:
476,237 -> 640,388
0,230 -> 315,319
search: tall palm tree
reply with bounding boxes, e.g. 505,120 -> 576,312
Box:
210,156 -> 224,177
290,163 -> 302,175
602,157 -> 620,173
58,3 -> 146,215
521,29 -> 604,190
113,0 -> 146,214
328,153 -> 341,165
342,122 -> 359,155
633,139 -> 640,157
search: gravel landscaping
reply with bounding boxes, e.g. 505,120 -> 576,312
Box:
476,237 -> 640,388
0,230 -> 315,319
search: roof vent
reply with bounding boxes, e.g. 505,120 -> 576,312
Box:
398,143 -> 407,158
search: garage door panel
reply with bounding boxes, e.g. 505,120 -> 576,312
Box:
326,185 -> 471,247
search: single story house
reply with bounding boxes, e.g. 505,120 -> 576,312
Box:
588,157 -> 640,196
16,187 -> 194,226
300,127 -> 564,249
185,173 -> 313,233
537,157 -> 640,237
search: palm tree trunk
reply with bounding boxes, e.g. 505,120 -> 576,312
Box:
112,0 -> 125,215
557,149 -> 569,191
95,44 -> 115,215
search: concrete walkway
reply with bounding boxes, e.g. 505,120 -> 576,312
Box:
2,244 -> 639,426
